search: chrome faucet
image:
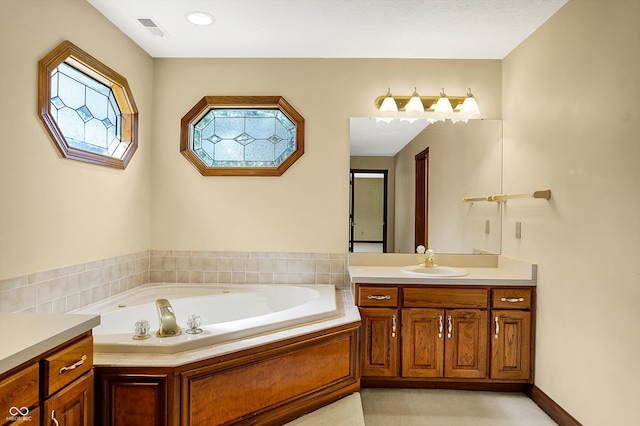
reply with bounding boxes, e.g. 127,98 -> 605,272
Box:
155,299 -> 182,337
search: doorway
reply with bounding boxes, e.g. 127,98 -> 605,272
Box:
349,170 -> 388,253
415,148 -> 429,249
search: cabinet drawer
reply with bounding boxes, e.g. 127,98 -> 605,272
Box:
357,286 -> 398,307
492,288 -> 532,309
42,335 -> 93,397
403,287 -> 488,308
0,363 -> 39,421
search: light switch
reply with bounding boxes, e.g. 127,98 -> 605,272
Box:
485,220 -> 490,234
516,222 -> 522,238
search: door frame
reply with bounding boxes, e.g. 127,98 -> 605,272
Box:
349,169 -> 388,252
415,148 -> 429,249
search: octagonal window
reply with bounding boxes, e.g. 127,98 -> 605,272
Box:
181,96 -> 304,176
38,40 -> 138,169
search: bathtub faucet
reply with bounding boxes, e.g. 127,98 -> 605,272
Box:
155,299 -> 182,337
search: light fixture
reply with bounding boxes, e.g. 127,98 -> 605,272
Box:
460,88 -> 480,120
405,87 -> 425,116
433,88 -> 454,118
186,11 -> 215,26
374,88 -> 479,121
379,88 -> 398,116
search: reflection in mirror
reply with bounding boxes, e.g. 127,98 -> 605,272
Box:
349,170 -> 388,253
350,118 -> 502,254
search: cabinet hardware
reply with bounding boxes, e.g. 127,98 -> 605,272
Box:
367,295 -> 391,300
447,315 -> 452,338
438,315 -> 443,339
500,297 -> 525,303
494,316 -> 500,340
59,354 -> 87,374
51,410 -> 60,426
391,314 -> 397,338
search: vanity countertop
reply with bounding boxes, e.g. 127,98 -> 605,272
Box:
0,312 -> 100,375
349,254 -> 536,286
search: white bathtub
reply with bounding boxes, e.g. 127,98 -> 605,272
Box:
73,284 -> 338,354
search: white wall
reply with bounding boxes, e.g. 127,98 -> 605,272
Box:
0,0 -> 153,280
502,0 -> 640,424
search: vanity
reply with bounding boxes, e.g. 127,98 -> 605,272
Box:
349,254 -> 536,391
0,313 -> 100,426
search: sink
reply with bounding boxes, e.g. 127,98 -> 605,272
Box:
401,265 -> 468,277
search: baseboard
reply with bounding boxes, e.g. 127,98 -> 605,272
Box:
528,385 -> 582,426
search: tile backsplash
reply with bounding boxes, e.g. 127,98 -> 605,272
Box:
0,251 -> 349,313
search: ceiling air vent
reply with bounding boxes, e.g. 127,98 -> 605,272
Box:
137,18 -> 167,37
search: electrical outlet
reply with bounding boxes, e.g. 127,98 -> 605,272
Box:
515,222 -> 522,238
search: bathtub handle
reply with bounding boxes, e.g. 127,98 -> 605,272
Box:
59,354 -> 87,374
367,295 -> 391,300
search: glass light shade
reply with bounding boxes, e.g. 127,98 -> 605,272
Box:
405,88 -> 424,115
434,95 -> 453,115
379,89 -> 398,116
460,94 -> 480,119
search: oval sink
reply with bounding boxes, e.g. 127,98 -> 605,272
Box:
401,265 -> 468,277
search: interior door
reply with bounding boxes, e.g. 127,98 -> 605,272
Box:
349,170 -> 388,252
415,148 -> 429,249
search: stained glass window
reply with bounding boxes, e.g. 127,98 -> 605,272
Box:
50,62 -> 125,158
181,97 -> 304,176
38,40 -> 138,169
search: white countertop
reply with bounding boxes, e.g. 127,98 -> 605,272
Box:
0,313 -> 101,375
349,255 -> 537,286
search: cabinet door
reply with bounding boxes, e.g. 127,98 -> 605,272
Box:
444,310 -> 488,379
491,310 -> 531,380
402,309 -> 444,377
360,308 -> 399,377
43,370 -> 94,426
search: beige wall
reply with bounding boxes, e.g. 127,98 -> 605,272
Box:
150,59 -> 501,253
0,0 -> 153,279
502,0 -> 640,424
394,120 -> 503,254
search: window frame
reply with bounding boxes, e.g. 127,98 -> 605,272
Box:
38,40 -> 138,169
180,96 -> 305,176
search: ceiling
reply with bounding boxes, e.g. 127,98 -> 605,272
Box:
86,0 -> 567,157
86,0 -> 567,59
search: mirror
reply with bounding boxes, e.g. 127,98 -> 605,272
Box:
350,118 -> 502,254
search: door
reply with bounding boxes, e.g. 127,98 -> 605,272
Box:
444,309 -> 488,379
415,148 -> 429,249
349,170 -> 388,253
402,308 -> 444,377
360,308 -> 399,377
491,310 -> 531,380
43,370 -> 94,426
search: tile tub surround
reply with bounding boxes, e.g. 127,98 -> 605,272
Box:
0,251 -> 350,313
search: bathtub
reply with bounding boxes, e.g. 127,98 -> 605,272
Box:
73,284 -> 338,354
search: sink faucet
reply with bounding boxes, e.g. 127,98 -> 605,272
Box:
416,246 -> 437,268
155,299 -> 182,337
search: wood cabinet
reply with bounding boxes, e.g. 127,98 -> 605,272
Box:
491,288 -> 532,380
355,283 -> 535,389
0,332 -> 93,426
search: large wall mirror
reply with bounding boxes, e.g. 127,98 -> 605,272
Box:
350,118 -> 502,254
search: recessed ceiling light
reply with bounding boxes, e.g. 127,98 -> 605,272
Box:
186,11 -> 214,26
